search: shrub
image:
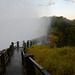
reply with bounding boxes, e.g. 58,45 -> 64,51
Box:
27,45 -> 75,75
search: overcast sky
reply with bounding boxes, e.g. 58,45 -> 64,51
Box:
0,0 -> 75,50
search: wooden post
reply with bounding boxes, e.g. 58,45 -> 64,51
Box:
27,40 -> 29,48
1,53 -> 5,67
23,41 -> 26,47
24,54 -> 36,75
4,51 -> 7,63
24,43 -> 26,53
9,45 -> 12,55
21,50 -> 24,65
7,48 -> 10,57
23,41 -> 24,48
11,42 -> 14,49
17,41 -> 19,49
9,43 -> 13,55
11,42 -> 14,53
23,41 -> 24,47
11,42 -> 14,47
8,45 -> 12,56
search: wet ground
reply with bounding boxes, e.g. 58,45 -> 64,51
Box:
3,48 -> 24,75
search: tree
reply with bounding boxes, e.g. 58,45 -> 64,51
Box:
49,16 -> 75,47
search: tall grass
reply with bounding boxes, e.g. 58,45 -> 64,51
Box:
26,45 -> 75,75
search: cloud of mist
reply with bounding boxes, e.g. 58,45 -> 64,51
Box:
0,0 -> 38,50
0,0 -> 51,50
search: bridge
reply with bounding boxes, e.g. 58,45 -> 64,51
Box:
0,37 -> 50,75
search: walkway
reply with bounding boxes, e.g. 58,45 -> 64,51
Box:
3,48 -> 24,75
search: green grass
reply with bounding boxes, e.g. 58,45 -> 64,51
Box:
26,45 -> 75,75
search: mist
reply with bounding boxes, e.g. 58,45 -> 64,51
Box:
0,0 -> 51,50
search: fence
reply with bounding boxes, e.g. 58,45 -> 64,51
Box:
0,37 -> 50,75
21,40 -> 50,75
0,42 -> 14,74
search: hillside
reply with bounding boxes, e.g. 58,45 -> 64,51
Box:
48,16 -> 75,47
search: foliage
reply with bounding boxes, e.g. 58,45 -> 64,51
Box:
49,16 -> 75,47
49,35 -> 58,48
27,45 -> 75,75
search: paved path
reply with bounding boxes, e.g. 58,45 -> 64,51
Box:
3,48 -> 24,75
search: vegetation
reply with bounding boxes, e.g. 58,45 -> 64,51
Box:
27,45 -> 75,75
26,16 -> 75,75
49,16 -> 75,47
0,49 -> 6,52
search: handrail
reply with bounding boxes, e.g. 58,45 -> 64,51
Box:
21,39 -> 50,75
0,36 -> 49,74
0,42 -> 14,74
29,57 -> 50,75
21,51 -> 50,75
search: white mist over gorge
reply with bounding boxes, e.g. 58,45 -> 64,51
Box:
0,0 -> 51,50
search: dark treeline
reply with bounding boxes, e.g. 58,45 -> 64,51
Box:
48,16 -> 75,47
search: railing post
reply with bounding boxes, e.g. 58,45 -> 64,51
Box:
17,41 -> 19,49
11,42 -> 14,52
23,41 -> 25,48
1,53 -> 5,68
9,45 -> 12,55
23,41 -> 26,53
21,50 -> 24,65
7,48 -> 10,57
24,54 -> 36,75
27,40 -> 29,48
11,42 -> 14,48
24,43 -> 26,53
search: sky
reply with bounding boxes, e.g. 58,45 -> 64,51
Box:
34,0 -> 75,20
0,0 -> 75,19
0,0 -> 75,50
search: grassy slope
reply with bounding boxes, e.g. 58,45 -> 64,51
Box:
27,45 -> 75,75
